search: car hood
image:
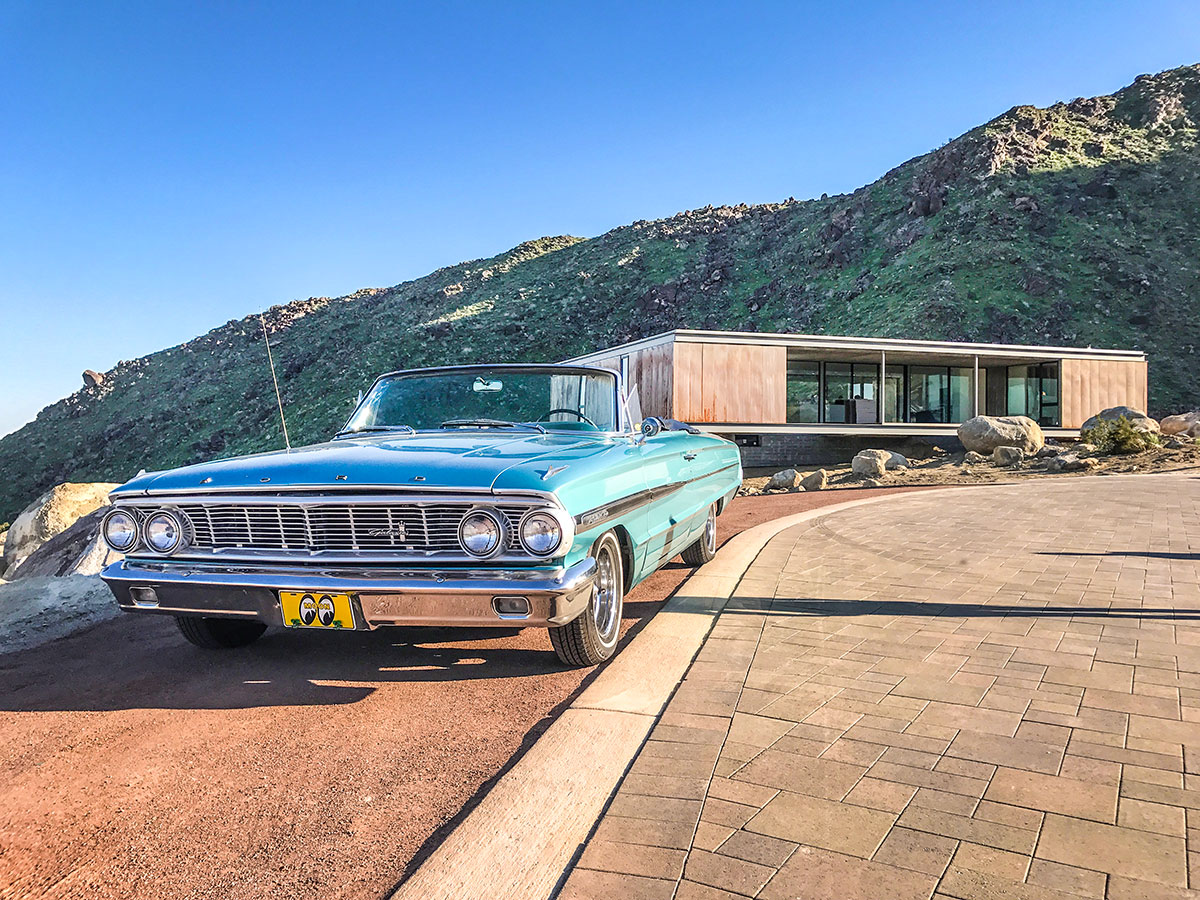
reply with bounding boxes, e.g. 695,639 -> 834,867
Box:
113,431 -> 630,497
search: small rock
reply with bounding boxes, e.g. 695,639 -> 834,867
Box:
884,451 -> 909,470
765,468 -> 798,492
851,450 -> 890,477
993,446 -> 1025,466
1076,443 -> 1097,454
1035,446 -> 1058,459
1166,436 -> 1193,450
82,369 -> 105,388
800,469 -> 828,491
1047,454 -> 1101,473
860,478 -> 884,488
963,451 -> 987,465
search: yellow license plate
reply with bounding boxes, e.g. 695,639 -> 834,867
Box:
280,591 -> 356,629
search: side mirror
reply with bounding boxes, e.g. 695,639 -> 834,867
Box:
635,417 -> 663,444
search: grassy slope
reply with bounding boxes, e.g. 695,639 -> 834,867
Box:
3,65 -> 1198,520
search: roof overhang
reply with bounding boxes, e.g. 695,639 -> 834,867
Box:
566,329 -> 1146,366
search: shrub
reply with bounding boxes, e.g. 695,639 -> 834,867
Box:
1083,415 -> 1161,455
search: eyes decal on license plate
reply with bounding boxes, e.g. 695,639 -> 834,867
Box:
279,591 -> 355,629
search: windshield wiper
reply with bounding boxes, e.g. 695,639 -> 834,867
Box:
440,418 -> 546,433
334,424 -> 417,438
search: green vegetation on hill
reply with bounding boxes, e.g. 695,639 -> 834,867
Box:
3,64 -> 1199,520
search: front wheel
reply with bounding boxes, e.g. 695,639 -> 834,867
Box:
175,615 -> 267,649
549,532 -> 624,667
681,503 -> 718,566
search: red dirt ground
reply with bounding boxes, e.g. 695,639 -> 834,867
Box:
0,486 -> 923,900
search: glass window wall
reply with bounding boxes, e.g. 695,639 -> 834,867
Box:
783,356 -> 993,425
1007,363 -> 1060,426
786,359 -> 820,423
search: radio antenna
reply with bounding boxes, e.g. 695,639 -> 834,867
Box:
259,313 -> 292,451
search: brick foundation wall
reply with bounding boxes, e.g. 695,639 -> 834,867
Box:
730,432 -> 964,469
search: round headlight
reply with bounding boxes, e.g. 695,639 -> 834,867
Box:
102,509 -> 138,552
144,510 -> 186,554
520,511 -> 562,556
459,510 -> 503,557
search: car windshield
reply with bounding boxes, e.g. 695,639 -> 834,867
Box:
341,367 -> 620,434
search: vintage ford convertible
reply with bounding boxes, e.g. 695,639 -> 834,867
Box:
100,364 -> 741,665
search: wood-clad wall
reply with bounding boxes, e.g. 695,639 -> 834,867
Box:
1060,358 -> 1149,428
584,342 -> 674,420
672,342 -> 787,423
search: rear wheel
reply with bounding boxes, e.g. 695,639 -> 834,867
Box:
175,615 -> 267,649
681,503 -> 718,566
549,532 -> 624,667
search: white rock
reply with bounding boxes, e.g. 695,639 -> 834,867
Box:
1047,454 -> 1101,473
2,482 -> 120,578
885,451 -> 909,470
851,450 -> 889,477
963,451 -> 987,464
957,416 -> 1045,454
765,469 -> 798,492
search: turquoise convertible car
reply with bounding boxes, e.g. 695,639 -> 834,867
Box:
100,364 -> 741,666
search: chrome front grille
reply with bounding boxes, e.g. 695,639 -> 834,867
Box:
121,497 -> 536,559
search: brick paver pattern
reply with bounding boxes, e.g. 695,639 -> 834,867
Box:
558,474 -> 1200,900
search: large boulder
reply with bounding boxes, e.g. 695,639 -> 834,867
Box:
1161,411 -> 1200,437
10,508 -> 122,579
851,449 -> 890,477
2,482 -> 120,579
764,469 -> 798,492
800,469 -> 828,491
1081,406 -> 1159,434
957,416 -> 1045,455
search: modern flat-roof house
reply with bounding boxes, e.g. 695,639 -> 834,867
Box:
567,330 -> 1148,467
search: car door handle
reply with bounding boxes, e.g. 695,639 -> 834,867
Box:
683,452 -> 697,461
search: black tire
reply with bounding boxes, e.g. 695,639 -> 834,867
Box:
681,503 -> 718,566
549,532 -> 624,667
175,615 -> 267,649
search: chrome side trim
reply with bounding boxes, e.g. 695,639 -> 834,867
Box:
573,462 -> 740,533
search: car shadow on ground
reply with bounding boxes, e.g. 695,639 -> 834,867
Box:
1043,550 -> 1200,561
722,597 -> 1200,619
0,617 -> 576,713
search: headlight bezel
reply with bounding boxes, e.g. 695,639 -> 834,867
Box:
143,508 -> 189,555
457,508 -> 506,559
101,508 -> 140,552
519,509 -> 564,557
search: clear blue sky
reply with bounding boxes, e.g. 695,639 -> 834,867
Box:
2,1 -> 1197,437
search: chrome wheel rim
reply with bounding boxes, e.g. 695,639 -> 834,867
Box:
704,506 -> 717,553
592,543 -> 620,641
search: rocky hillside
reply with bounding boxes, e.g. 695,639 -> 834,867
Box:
3,64 -> 1199,520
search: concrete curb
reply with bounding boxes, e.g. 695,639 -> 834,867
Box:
390,491 -> 928,900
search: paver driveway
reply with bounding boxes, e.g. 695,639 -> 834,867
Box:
560,473 -> 1200,900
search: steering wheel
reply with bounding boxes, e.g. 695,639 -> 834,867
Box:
538,408 -> 598,428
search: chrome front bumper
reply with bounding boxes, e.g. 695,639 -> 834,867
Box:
100,557 -> 597,629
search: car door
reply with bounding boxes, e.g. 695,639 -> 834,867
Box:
635,429 -> 703,571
